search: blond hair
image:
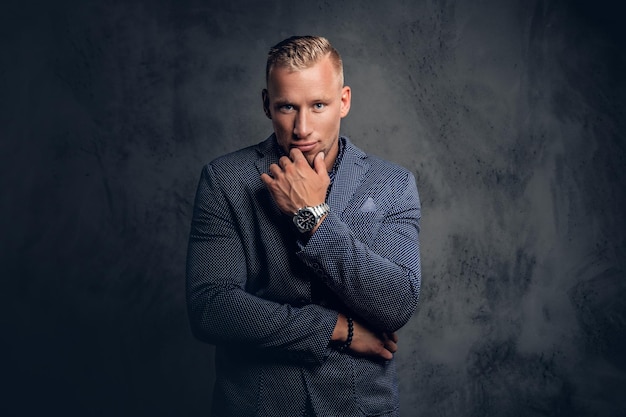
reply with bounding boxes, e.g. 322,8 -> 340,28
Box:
265,36 -> 344,86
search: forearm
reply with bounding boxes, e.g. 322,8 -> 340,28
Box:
301,216 -> 420,331
297,175 -> 422,332
187,269 -> 338,364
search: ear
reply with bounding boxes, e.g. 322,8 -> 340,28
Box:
339,86 -> 351,118
262,89 -> 272,119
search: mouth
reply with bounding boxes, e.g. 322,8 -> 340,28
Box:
291,142 -> 317,153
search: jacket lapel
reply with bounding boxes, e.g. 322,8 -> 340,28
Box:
327,138 -> 369,215
253,135 -> 286,218
254,135 -> 280,177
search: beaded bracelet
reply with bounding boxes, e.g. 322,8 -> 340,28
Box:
338,316 -> 353,352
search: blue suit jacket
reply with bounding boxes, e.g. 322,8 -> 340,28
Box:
186,135 -> 421,417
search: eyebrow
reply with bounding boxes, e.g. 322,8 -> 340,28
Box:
273,95 -> 333,106
273,98 -> 292,106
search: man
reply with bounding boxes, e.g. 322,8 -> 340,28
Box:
186,36 -> 421,417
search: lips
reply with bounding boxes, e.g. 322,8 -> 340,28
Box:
291,142 -> 317,153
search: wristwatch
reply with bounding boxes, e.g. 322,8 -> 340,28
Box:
292,203 -> 330,233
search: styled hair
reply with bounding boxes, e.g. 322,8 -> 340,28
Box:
265,35 -> 344,86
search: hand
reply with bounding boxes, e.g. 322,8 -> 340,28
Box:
332,314 -> 398,361
351,319 -> 398,360
260,149 -> 330,215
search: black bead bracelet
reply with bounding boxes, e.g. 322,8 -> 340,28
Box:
338,316 -> 353,352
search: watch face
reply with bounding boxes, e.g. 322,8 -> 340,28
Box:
294,208 -> 316,232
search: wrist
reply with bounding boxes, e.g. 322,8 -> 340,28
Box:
331,314 -> 353,351
292,203 -> 329,233
308,213 -> 327,235
338,316 -> 353,352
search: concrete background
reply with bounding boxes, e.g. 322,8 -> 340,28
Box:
2,0 -> 625,416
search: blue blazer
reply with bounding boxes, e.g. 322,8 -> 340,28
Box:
187,135 -> 421,417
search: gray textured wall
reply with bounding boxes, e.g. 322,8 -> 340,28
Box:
2,0 -> 625,416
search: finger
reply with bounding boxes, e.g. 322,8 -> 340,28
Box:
268,163 -> 283,177
384,339 -> 398,354
278,156 -> 292,168
289,147 -> 306,161
260,172 -> 273,186
379,345 -> 393,361
381,333 -> 398,353
313,152 -> 326,175
388,332 -> 399,343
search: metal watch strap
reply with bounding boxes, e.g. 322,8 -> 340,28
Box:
308,203 -> 330,218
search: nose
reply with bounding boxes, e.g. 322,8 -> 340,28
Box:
293,110 -> 312,139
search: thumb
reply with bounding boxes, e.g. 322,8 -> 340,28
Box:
313,152 -> 326,175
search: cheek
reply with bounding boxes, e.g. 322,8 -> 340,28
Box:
272,119 -> 292,147
272,115 -> 293,132
320,113 -> 341,133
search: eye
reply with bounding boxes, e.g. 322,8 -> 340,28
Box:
278,104 -> 294,113
313,103 -> 325,111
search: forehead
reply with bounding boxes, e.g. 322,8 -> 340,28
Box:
267,57 -> 341,98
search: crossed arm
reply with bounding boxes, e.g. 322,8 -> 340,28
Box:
187,149 -> 420,363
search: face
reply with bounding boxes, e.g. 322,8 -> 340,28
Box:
263,56 -> 351,171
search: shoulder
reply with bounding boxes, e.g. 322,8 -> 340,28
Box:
342,138 -> 419,208
200,136 -> 273,178
366,154 -> 412,177
193,137 -> 274,199
344,137 -> 414,178
207,139 -> 266,170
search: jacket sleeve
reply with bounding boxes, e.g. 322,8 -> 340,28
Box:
186,164 -> 337,364
296,170 -> 421,332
